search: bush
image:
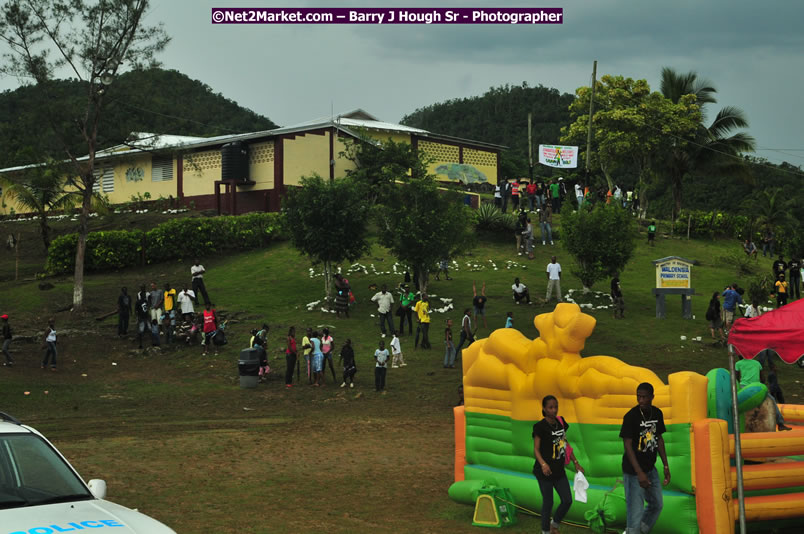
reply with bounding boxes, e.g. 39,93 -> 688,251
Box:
672,209 -> 751,240
562,203 -> 637,289
46,213 -> 286,274
474,203 -> 516,233
46,230 -> 144,274
716,250 -> 758,277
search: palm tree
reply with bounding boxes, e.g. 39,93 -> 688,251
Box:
660,68 -> 756,221
2,164 -> 78,251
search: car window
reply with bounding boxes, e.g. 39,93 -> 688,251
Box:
0,434 -> 91,506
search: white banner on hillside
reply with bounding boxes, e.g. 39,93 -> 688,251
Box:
538,144 -> 578,168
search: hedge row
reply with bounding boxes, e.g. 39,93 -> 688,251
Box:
46,213 -> 286,274
671,209 -> 751,239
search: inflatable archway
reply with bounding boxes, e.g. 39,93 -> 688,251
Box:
448,303 -> 804,534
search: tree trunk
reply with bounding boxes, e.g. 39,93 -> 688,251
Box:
323,260 -> 332,306
39,211 -> 51,251
671,171 -> 683,226
418,265 -> 429,294
72,185 -> 93,309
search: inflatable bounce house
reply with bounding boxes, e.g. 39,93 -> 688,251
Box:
449,303 -> 804,533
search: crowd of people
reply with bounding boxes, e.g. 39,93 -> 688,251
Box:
493,176 -> 640,216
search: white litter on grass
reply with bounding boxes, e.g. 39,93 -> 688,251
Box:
370,314 -> 376,318
439,298 -> 453,303
112,362 -> 117,366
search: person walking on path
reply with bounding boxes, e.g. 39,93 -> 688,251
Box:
42,318 -> 57,370
390,331 -> 406,368
333,273 -> 351,318
163,283 -> 177,344
775,274 -> 789,308
371,284 -> 395,337
443,318 -> 456,368
413,294 -> 431,349
310,331 -> 324,387
512,278 -> 531,304
721,284 -> 743,331
117,287 -> 133,336
540,203 -> 554,246
523,217 -> 535,260
321,328 -> 337,383
339,339 -> 357,388
788,256 -> 801,300
302,328 -> 313,384
374,340 -> 389,392
177,286 -> 196,322
706,292 -> 726,345
772,254 -> 786,280
135,286 -> 149,349
398,285 -> 416,336
546,256 -> 563,303
191,259 -> 211,306
454,308 -> 475,363
472,281 -> 488,330
202,303 -> 217,355
533,395 -> 585,534
620,383 -> 670,534
285,326 -> 297,388
647,221 -> 657,247
2,314 -> 13,367
148,282 -> 163,325
611,276 -> 625,319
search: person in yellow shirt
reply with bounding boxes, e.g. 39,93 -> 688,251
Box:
413,294 -> 431,349
775,274 -> 789,308
163,283 -> 177,343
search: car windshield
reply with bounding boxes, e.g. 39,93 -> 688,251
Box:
0,433 -> 92,508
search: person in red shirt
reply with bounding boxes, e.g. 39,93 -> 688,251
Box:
285,326 -> 298,388
526,180 -> 538,212
202,303 -> 217,355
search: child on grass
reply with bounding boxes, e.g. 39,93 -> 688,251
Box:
374,340 -> 389,392
340,339 -> 357,388
310,331 -> 324,386
390,331 -> 405,368
505,312 -> 514,328
150,318 -> 160,347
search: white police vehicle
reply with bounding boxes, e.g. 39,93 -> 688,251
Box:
0,412 -> 175,534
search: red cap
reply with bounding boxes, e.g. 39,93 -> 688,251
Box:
0,315 -> 7,320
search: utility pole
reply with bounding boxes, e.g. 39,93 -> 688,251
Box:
585,60 -> 597,187
528,112 -> 533,182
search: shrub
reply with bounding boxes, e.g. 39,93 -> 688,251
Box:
46,213 -> 286,274
562,203 -> 637,289
46,230 -> 144,274
716,250 -> 758,277
474,203 -> 517,233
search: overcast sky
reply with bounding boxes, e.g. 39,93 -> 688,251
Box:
2,0 -> 803,165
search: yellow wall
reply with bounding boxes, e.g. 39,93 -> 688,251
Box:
182,149 -> 221,197
420,141 -> 498,185
283,132 -> 331,186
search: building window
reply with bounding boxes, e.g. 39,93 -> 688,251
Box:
152,157 -> 174,182
92,165 -> 114,193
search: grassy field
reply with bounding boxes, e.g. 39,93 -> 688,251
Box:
0,212 -> 801,533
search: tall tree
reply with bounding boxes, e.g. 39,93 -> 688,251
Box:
0,0 -> 169,309
377,171 -> 474,294
561,75 -> 701,217
659,68 -> 755,220
283,175 -> 371,301
561,203 -> 637,291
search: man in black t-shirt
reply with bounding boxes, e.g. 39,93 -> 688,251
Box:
611,276 -> 624,319
772,255 -> 787,280
472,280 -> 487,329
117,287 -> 133,337
619,383 -> 670,534
788,256 -> 801,300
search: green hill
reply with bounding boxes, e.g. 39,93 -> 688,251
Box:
0,68 -> 278,168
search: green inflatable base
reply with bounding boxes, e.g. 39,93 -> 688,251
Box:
450,465 -> 698,534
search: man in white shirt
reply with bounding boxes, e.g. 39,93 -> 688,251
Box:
574,182 -> 583,208
177,286 -> 196,321
512,277 -> 531,304
546,256 -> 562,302
191,259 -> 211,306
371,284 -> 395,337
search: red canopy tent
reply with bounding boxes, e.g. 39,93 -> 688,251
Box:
726,299 -> 804,533
728,298 -> 804,365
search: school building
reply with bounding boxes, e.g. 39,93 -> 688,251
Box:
0,109 -> 503,216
